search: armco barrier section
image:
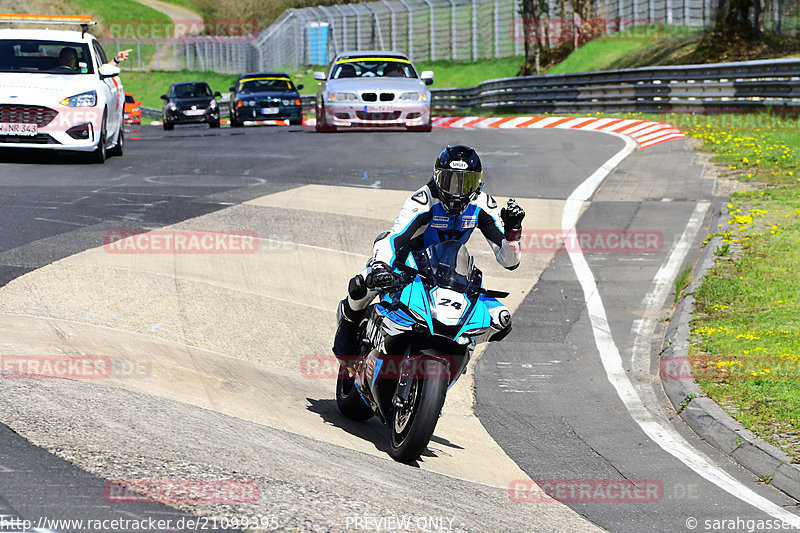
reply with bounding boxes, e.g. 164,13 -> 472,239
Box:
429,58 -> 800,113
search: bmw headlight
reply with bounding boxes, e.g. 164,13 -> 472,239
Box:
60,90 -> 97,107
329,92 -> 357,102
399,92 -> 424,101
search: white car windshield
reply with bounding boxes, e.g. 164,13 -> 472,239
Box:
0,39 -> 95,74
331,58 -> 417,80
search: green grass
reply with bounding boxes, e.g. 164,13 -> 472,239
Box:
72,0 -> 171,27
152,0 -> 205,14
412,56 -> 524,88
71,0 -> 171,67
686,113 -> 800,460
547,25 -> 701,74
675,267 -> 693,306
119,70 -> 239,108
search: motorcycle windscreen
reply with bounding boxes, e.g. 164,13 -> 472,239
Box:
412,241 -> 475,292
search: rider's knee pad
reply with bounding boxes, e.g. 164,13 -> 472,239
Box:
488,309 -> 512,342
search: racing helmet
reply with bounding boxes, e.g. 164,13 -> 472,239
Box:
433,145 -> 483,215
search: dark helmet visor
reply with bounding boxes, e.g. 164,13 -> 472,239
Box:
433,168 -> 482,196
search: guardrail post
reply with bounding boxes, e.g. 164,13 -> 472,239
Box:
471,0 -> 478,61
446,0 -> 456,60
349,4 -> 362,50
318,6 -> 338,57
397,0 -> 414,59
364,3 -> 386,50
514,0 -> 522,56
493,0 -> 500,58
134,38 -> 141,71
422,0 -> 435,61
773,0 -> 781,33
382,0 -> 397,52
331,5 -> 347,52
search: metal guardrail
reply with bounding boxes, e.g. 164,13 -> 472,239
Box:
429,58 -> 800,113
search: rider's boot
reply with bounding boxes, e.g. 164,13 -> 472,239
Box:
333,298 -> 366,367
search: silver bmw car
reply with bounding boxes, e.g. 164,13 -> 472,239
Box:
314,52 -> 433,132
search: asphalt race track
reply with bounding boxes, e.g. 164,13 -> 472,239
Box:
0,123 -> 797,532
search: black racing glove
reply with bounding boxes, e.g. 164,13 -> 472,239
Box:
501,198 -> 525,242
365,261 -> 396,289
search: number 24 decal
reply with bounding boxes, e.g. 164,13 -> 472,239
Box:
438,298 -> 462,310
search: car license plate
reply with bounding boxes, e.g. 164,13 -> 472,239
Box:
0,123 -> 37,136
368,106 -> 393,113
184,109 -> 205,116
260,107 -> 279,114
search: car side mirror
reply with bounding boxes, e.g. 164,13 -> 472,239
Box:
313,71 -> 325,81
296,84 -> 304,91
136,101 -> 141,106
229,86 -> 235,92
160,94 -> 168,100
98,64 -> 120,78
214,91 -> 221,98
420,70 -> 434,86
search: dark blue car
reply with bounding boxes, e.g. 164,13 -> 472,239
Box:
229,72 -> 304,127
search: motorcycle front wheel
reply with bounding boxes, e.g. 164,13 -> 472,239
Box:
389,358 -> 448,463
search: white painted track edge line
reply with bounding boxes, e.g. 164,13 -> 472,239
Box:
562,135 -> 800,526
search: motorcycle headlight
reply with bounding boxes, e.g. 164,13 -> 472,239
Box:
60,90 -> 97,107
399,92 -> 424,101
329,92 -> 357,102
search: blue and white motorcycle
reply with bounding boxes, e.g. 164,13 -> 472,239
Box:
336,240 -> 511,463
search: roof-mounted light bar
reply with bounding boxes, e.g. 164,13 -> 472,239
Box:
0,14 -> 97,36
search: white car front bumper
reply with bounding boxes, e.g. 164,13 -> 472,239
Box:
323,100 -> 430,128
0,103 -> 104,151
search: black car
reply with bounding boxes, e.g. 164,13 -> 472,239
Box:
160,81 -> 221,130
229,72 -> 303,127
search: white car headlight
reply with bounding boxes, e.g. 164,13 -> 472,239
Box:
329,92 -> 357,102
60,90 -> 97,107
209,99 -> 217,109
399,92 -> 425,101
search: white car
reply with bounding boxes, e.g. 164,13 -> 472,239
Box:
313,51 -> 434,132
0,17 -> 124,163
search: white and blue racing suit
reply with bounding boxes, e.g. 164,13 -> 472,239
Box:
345,178 -> 520,330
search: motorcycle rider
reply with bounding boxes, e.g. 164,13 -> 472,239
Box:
333,145 -> 526,361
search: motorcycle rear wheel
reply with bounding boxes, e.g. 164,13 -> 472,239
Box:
336,370 -> 374,421
389,359 -> 448,463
